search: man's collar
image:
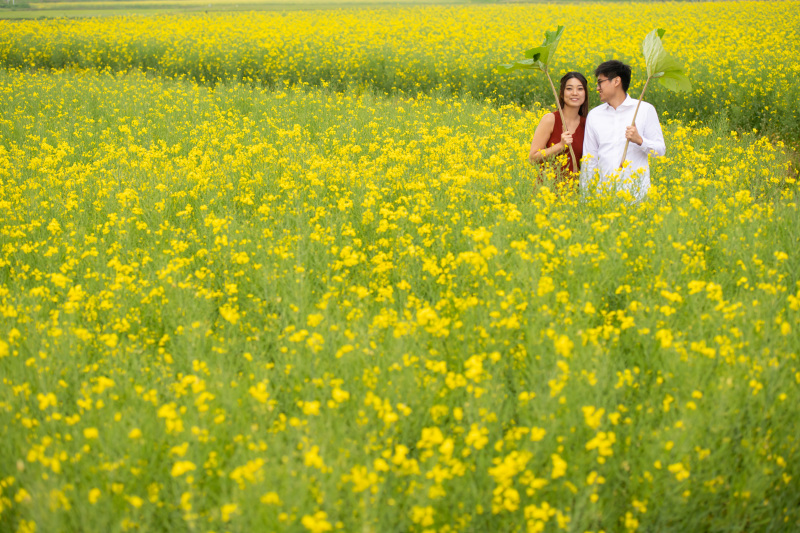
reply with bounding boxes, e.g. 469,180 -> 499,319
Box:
603,93 -> 635,111
619,94 -> 636,107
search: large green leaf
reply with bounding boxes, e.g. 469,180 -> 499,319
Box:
498,25 -> 564,73
642,28 -> 692,92
657,69 -> 693,92
524,25 -> 565,68
497,58 -> 540,72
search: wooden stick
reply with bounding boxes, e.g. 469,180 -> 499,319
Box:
619,75 -> 651,168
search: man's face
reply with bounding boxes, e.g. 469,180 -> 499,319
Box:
596,75 -> 618,103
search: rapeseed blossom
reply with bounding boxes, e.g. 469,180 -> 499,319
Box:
0,36 -> 798,532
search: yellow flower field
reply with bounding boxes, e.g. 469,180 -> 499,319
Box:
0,63 -> 798,531
1,1 -> 799,140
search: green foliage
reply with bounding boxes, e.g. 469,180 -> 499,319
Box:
642,28 -> 692,93
497,25 -> 564,73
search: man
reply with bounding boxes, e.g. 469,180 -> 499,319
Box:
581,60 -> 666,201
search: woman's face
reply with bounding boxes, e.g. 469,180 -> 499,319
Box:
563,78 -> 586,108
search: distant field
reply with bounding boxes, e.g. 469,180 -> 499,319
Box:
0,0 -> 726,18
31,0 -> 449,5
2,0 -> 463,18
2,2 -> 798,143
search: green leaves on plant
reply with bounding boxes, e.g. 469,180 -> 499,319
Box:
642,28 -> 692,92
498,25 -> 564,73
497,57 -> 539,73
524,25 -> 565,70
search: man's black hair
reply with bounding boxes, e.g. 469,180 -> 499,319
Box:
595,60 -> 632,93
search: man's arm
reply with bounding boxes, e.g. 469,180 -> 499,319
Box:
634,103 -> 666,158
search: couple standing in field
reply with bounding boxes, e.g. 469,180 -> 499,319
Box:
528,60 -> 666,201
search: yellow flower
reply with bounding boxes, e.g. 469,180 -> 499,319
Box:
299,400 -> 320,416
37,392 -> 57,410
530,427 -> 547,442
221,503 -> 238,522
537,276 -> 555,296
219,304 -> 240,325
301,511 -> 333,533
582,406 -> 605,430
668,462 -> 690,481
331,388 -> 350,403
554,335 -> 574,357
307,313 -> 324,327
260,492 -> 282,505
127,495 -> 144,508
99,333 -> 118,348
410,505 -> 435,527
550,453 -> 567,479
171,461 -> 197,477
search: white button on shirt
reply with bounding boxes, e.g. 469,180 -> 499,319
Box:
580,95 -> 666,201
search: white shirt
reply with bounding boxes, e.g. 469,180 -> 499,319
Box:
580,95 -> 666,200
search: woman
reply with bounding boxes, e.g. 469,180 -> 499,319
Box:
528,72 -> 589,178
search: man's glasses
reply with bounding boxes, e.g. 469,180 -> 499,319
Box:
596,77 -> 617,88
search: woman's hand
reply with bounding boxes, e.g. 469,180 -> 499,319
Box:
559,130 -> 573,150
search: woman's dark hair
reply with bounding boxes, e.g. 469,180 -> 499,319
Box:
558,71 -> 589,116
594,60 -> 632,93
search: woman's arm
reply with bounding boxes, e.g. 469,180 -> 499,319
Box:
528,113 -> 570,164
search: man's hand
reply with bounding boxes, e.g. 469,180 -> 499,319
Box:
625,125 -> 643,146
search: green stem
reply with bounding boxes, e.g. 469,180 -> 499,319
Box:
619,75 -> 652,168
544,68 -> 578,172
